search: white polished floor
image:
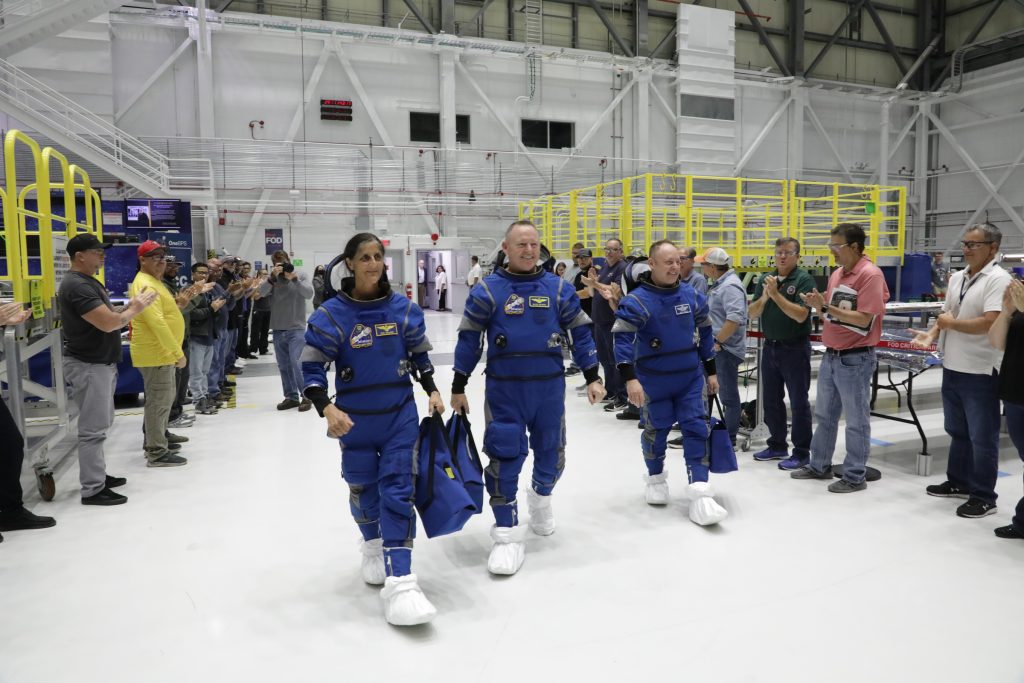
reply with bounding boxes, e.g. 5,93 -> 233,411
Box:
2,310 -> 1023,683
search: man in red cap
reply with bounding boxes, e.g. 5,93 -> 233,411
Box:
129,241 -> 188,467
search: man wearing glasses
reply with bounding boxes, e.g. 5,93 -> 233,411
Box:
592,238 -> 629,411
793,223 -> 889,493
677,246 -> 707,297
129,240 -> 188,467
748,237 -> 816,469
912,224 -> 1011,518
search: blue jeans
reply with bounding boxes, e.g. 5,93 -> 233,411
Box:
809,349 -> 877,484
1005,401 -> 1024,531
716,350 -> 743,441
224,328 -> 239,371
189,339 -> 215,401
761,339 -> 813,458
207,330 -> 231,395
942,368 -> 1001,505
273,328 -> 305,401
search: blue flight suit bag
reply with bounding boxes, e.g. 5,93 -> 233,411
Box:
415,414 -> 478,538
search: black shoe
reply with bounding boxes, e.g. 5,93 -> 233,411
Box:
667,436 -> 683,449
82,487 -> 127,506
604,399 -> 626,413
105,475 -> 127,488
259,350 -> 271,355
225,369 -> 243,376
167,442 -> 182,451
182,397 -> 193,406
994,525 -> 1024,539
196,398 -> 219,415
790,466 -> 833,480
926,481 -> 969,499
956,498 -> 996,518
223,379 -> 237,387
0,507 -> 57,531
564,366 -> 581,377
298,398 -> 313,412
240,354 -> 257,360
147,453 -> 188,467
277,398 -> 301,410
616,407 -> 641,420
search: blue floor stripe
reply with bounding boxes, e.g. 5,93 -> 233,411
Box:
998,471 -> 1011,478
869,437 -> 895,447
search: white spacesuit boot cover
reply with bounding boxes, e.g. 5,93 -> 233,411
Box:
527,488 -> 556,536
644,472 -> 669,506
380,574 -> 437,626
360,538 -> 386,586
683,481 -> 728,526
487,524 -> 527,575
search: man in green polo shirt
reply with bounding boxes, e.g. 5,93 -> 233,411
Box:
748,237 -> 816,470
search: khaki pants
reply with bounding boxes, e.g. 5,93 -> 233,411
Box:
139,365 -> 176,459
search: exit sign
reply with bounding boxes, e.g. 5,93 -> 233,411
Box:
321,98 -> 353,122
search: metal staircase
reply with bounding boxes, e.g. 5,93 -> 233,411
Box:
0,56 -> 215,206
0,0 -> 126,58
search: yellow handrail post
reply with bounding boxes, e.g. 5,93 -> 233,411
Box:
621,178 -> 633,254
643,173 -> 653,247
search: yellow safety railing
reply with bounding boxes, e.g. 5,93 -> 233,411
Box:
520,173 -> 907,266
0,130 -> 104,307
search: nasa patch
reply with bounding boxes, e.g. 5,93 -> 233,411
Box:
674,303 -> 691,315
349,324 -> 373,349
504,294 -> 525,315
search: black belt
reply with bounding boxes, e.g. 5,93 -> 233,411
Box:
824,346 -> 871,356
765,337 -> 809,346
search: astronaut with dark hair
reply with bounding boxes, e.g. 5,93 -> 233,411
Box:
613,240 -> 729,525
451,220 -> 606,575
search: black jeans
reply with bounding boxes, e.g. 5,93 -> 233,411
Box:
761,338 -> 813,458
594,322 -> 624,401
250,310 -> 271,353
0,398 -> 25,513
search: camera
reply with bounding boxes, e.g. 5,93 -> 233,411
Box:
279,262 -> 295,274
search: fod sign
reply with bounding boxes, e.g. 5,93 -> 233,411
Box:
265,228 -> 284,255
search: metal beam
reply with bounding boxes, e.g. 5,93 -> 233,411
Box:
734,94 -> 793,175
867,108 -> 921,184
950,142 -> 1024,242
114,36 -> 193,122
927,110 -> 1024,232
805,0 -> 869,78
400,0 -> 436,34
284,43 -> 331,142
634,0 -> 648,57
863,0 -> 910,75
899,32 -> 942,89
650,26 -> 674,59
650,82 -> 675,125
215,0 -> 234,11
805,102 -> 856,182
934,0 -> 1005,85
556,78 -> 636,173
441,0 -> 455,33
467,0 -> 497,28
946,0 -> 998,16
736,0 -> 790,75
584,0 -> 634,57
788,0 -> 806,76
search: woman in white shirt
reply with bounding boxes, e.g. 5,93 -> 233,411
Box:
434,265 -> 448,310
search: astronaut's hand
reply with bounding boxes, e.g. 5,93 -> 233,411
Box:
428,391 -> 445,416
450,393 -> 470,415
587,380 -> 606,405
626,379 -> 645,408
324,404 -> 355,438
707,375 -> 720,396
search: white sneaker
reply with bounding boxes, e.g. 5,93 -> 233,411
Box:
526,489 -> 556,536
487,524 -> 527,575
644,472 -> 669,505
380,574 -> 437,626
360,538 -> 386,586
683,481 -> 728,526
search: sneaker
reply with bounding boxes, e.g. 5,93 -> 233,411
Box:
277,398 -> 301,410
166,432 -> 189,444
487,524 -> 527,575
298,398 -> 313,412
147,453 -> 188,467
82,487 -> 127,506
166,443 -> 182,452
564,366 -> 581,377
105,475 -> 127,488
753,448 -> 788,462
196,398 -> 218,415
667,436 -> 683,449
644,472 -> 669,505
526,489 -> 555,536
0,507 -> 57,531
182,397 -> 193,406
778,455 -> 808,471
381,574 -> 437,626
956,498 -> 996,518
616,406 -> 641,421
828,479 -> 866,493
994,525 -> 1024,539
604,399 -> 626,413
926,481 -> 969,499
167,415 -> 194,429
790,466 -> 833,480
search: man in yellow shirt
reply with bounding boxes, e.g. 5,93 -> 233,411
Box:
129,241 -> 188,467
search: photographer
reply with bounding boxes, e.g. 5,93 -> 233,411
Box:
257,250 -> 314,411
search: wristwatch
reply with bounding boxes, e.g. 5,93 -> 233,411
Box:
821,304 -> 830,315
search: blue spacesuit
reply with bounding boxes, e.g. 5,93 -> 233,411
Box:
301,280 -> 437,578
613,272 -> 717,483
452,267 -> 600,528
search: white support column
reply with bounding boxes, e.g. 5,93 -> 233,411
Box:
914,101 -> 930,249
635,70 -> 651,164
193,0 -> 215,140
879,99 -> 891,188
439,49 -> 457,236
787,86 -> 805,180
867,108 -> 919,185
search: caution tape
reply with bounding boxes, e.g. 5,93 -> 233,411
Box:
745,330 -> 937,353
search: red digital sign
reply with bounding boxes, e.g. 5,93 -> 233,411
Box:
321,99 -> 353,107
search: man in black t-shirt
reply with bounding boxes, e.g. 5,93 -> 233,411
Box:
58,234 -> 156,506
592,238 -> 629,410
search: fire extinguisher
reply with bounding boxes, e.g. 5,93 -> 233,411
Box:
405,282 -> 413,300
